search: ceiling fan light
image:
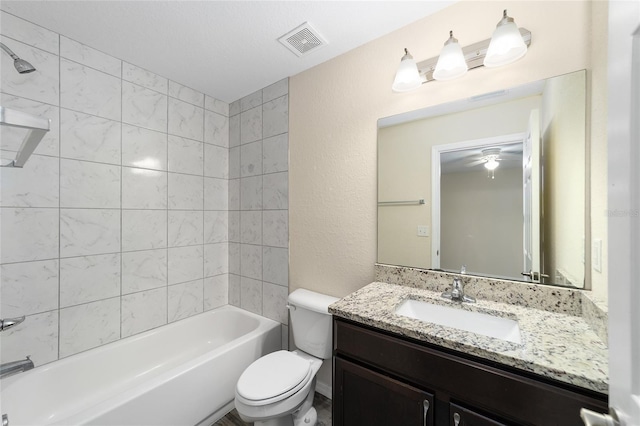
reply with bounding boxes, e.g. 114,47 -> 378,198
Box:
433,31 -> 468,81
484,158 -> 500,170
484,10 -> 528,68
392,48 -> 422,92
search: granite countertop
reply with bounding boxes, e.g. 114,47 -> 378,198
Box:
329,281 -> 608,394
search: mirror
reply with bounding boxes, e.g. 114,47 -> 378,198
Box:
377,70 -> 587,288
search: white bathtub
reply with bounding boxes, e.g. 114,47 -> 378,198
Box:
0,305 -> 281,426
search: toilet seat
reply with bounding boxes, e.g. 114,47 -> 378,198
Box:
236,350 -> 313,406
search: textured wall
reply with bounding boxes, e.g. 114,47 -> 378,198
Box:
540,71 -> 587,286
289,0 -> 598,299
0,10 -> 232,365
588,0 -> 608,302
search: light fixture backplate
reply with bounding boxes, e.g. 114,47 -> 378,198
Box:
417,28 -> 531,82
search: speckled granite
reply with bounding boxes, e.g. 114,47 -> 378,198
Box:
329,281 -> 608,394
582,292 -> 608,345
376,264 -> 583,315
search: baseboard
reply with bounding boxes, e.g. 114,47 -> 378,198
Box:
315,380 -> 332,400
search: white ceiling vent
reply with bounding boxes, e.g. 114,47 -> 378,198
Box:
278,22 -> 327,57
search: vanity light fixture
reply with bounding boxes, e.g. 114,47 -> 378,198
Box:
484,10 -> 528,67
391,10 -> 531,90
433,31 -> 468,81
392,48 -> 422,92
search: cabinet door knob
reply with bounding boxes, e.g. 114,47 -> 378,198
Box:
453,412 -> 461,426
423,400 -> 430,426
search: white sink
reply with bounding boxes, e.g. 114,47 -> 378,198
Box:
395,299 -> 522,344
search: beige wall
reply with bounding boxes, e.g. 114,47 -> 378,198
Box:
377,96 -> 539,269
290,0 -> 602,298
441,168 -> 524,278
589,0 -> 608,301
540,71 -> 587,286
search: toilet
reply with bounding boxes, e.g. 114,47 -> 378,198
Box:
234,288 -> 338,426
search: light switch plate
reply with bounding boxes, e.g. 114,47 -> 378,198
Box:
592,239 -> 602,272
417,225 -> 430,237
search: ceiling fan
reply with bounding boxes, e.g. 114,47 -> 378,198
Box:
440,143 -> 523,177
464,147 -> 522,169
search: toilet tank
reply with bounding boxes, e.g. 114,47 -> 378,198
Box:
288,289 -> 339,359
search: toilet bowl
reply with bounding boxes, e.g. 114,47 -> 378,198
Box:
234,289 -> 338,426
235,350 -> 322,426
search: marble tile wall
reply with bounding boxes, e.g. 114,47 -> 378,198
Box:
0,11 -> 232,364
228,80 -> 290,346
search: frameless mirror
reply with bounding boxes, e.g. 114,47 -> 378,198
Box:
377,70 -> 587,288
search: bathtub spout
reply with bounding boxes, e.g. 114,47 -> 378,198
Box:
0,356 -> 34,379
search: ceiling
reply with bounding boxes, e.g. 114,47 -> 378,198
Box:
1,1 -> 455,103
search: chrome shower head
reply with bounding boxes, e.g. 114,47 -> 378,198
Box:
0,42 -> 36,74
13,58 -> 36,74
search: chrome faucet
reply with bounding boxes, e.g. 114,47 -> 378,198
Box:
0,356 -> 34,379
0,316 -> 25,332
442,266 -> 476,303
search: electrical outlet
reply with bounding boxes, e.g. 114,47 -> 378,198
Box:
592,239 -> 602,272
417,226 -> 430,237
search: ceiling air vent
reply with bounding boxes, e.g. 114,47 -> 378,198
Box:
278,22 -> 326,57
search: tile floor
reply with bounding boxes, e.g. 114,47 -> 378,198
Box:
212,392 -> 332,426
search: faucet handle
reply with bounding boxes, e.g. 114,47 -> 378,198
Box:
460,265 -> 466,275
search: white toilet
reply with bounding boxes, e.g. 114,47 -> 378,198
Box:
234,288 -> 338,426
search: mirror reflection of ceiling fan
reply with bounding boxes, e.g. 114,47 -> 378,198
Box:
441,142 -> 523,177
470,147 -> 520,169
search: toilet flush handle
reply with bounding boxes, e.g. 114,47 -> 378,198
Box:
286,303 -> 296,311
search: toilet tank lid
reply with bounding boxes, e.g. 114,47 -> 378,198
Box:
288,289 -> 339,314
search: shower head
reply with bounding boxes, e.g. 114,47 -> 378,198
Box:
0,42 -> 36,74
13,58 -> 36,74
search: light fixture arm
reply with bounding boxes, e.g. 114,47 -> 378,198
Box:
497,9 -> 515,27
444,30 -> 457,46
415,27 -> 531,84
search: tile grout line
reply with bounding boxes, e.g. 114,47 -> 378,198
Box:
260,92 -> 264,317
166,78 -> 170,327
202,100 -> 206,312
237,102 -> 242,310
57,32 -> 62,362
120,58 -> 124,341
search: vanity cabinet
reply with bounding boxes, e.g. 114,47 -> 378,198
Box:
335,357 -> 434,425
332,317 -> 607,426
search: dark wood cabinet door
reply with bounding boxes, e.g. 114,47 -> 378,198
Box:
449,403 -> 509,426
334,357 -> 434,426
334,318 -> 607,426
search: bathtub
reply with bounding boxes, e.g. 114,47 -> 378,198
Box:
0,305 -> 281,426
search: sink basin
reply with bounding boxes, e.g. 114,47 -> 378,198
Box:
395,299 -> 521,344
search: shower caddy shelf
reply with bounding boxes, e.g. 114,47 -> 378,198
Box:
0,106 -> 50,168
